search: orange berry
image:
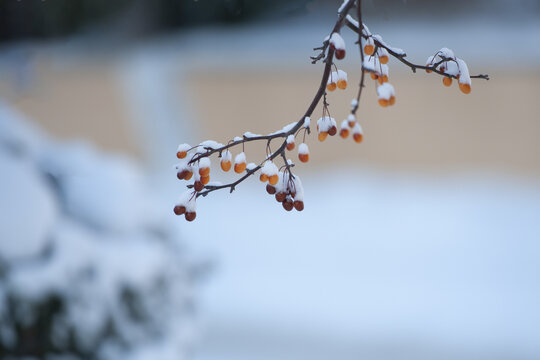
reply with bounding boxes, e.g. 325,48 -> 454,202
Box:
268,174 -> 279,185
370,72 -> 378,80
389,95 -> 396,106
326,83 -> 337,92
173,205 -> 186,215
318,131 -> 328,142
199,167 -> 210,177
185,212 -> 196,222
340,128 -> 349,139
234,162 -> 246,173
286,142 -> 295,151
382,75 -> 389,83
379,55 -> 389,64
459,83 -> 471,94
201,175 -> 210,185
260,173 -> 268,182
378,98 -> 389,107
364,44 -> 374,55
176,151 -> 187,159
426,68 -> 432,73
298,153 -> 309,163
184,171 -> 193,180
220,160 -> 231,172
194,180 -> 204,192
353,133 -> 363,143
337,79 -> 347,90
293,200 -> 304,211
443,77 -> 452,87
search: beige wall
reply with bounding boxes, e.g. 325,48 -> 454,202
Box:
3,60 -> 539,178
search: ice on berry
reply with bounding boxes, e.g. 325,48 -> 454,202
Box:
377,83 -> 395,100
352,122 -> 363,135
261,160 -> 278,176
221,149 -> 232,161
330,32 -> 346,50
234,152 -> 246,164
317,116 -> 336,133
199,157 -> 211,169
303,117 -> 310,129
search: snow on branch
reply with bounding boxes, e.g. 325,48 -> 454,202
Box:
173,0 -> 489,221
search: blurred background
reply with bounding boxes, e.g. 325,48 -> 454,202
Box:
1,0 -> 539,359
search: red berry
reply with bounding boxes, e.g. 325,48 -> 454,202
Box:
328,125 -> 337,136
266,184 -> 276,195
173,205 -> 186,215
294,200 -> 304,211
275,192 -> 286,203
177,170 -> 188,180
194,180 -> 204,192
185,212 -> 196,222
335,49 -> 346,60
282,198 -> 294,211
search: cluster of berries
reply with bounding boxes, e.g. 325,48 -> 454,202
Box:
362,42 -> 397,108
326,70 -> 348,92
173,189 -> 197,222
426,48 -> 472,94
339,114 -> 364,143
173,133 -> 314,220
326,32 -> 347,92
265,171 -> 304,212
172,7 -> 484,222
316,112 -> 363,144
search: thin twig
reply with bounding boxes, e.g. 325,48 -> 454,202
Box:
344,17 -> 490,80
352,0 -> 365,115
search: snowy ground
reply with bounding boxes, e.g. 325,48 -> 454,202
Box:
150,12 -> 540,360
165,168 -> 540,360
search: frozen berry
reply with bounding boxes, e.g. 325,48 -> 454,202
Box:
173,205 -> 186,215
443,77 -> 452,87
194,180 -> 204,192
282,198 -> 294,211
266,184 -> 276,195
335,49 -> 346,60
185,212 -> 196,222
328,125 -> 337,136
221,160 -> 231,172
177,151 -> 187,159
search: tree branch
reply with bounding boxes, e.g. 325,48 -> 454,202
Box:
344,17 -> 490,81
189,0 -> 357,198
